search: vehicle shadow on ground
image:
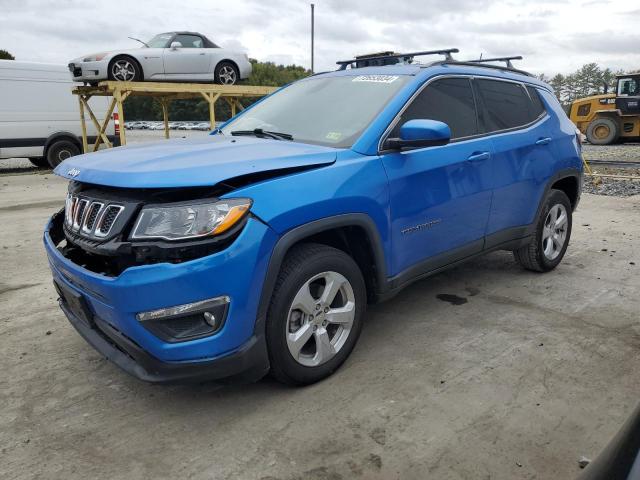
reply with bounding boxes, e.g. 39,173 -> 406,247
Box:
143,250 -> 529,402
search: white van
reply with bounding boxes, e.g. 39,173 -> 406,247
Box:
0,60 -> 117,168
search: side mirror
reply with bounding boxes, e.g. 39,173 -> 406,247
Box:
170,41 -> 182,50
385,119 -> 451,150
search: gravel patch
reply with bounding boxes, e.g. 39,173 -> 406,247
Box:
583,177 -> 640,197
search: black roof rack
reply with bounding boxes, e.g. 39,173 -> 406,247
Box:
466,56 -> 524,69
437,55 -> 533,77
336,48 -> 459,70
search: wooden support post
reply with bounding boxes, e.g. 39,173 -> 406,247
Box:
81,96 -> 112,151
114,90 -> 128,146
160,99 -> 170,139
224,97 -> 236,117
78,95 -> 88,153
201,92 -> 220,130
93,98 -> 117,152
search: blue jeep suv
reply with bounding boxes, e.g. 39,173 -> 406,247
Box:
45,50 -> 583,385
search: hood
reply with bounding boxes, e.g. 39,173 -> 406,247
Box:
54,136 -> 338,189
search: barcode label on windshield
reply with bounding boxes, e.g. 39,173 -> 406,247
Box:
352,75 -> 399,83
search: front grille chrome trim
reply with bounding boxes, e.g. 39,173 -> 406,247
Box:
95,205 -> 125,238
72,199 -> 89,231
64,194 -> 124,239
81,202 -> 104,234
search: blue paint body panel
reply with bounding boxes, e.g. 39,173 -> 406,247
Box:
44,61 -> 582,381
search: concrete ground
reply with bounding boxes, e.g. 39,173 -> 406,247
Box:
1,173 -> 639,480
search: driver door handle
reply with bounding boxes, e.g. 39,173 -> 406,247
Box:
467,151 -> 491,163
535,137 -> 552,145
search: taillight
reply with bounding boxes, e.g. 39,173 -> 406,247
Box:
113,112 -> 120,136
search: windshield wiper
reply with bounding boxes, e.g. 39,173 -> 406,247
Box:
128,36 -> 150,48
230,128 -> 293,141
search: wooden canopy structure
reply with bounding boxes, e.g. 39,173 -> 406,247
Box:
72,81 -> 277,153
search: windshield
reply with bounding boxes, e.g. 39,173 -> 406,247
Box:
220,74 -> 411,148
147,33 -> 173,48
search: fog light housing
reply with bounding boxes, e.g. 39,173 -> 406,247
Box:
136,296 -> 229,342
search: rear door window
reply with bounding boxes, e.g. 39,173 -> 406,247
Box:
390,77 -> 478,139
475,79 -> 531,132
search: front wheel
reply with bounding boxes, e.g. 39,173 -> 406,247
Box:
514,189 -> 572,272
266,244 -> 366,385
108,57 -> 142,82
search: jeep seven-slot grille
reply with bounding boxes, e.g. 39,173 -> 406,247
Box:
64,194 -> 124,239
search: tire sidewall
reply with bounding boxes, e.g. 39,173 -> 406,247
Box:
535,190 -> 572,270
266,247 -> 366,384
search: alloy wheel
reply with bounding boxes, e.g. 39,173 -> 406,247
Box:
111,60 -> 136,81
218,65 -> 237,85
542,204 -> 568,260
286,271 -> 356,367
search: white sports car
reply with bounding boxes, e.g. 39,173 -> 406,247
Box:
68,31 -> 252,85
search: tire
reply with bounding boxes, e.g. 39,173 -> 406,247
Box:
214,61 -> 239,85
586,117 -> 619,145
513,189 -> 572,272
28,157 -> 49,168
266,243 -> 366,385
46,140 -> 80,169
108,56 -> 142,82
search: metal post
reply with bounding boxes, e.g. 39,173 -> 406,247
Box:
311,3 -> 315,73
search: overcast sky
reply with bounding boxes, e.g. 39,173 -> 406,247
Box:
1,0 -> 639,76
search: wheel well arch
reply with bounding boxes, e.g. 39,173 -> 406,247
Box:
216,59 -> 240,73
550,175 -> 580,210
44,132 -> 81,156
257,215 -> 388,323
108,54 -> 144,80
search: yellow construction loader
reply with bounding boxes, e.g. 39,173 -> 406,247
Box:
569,73 -> 640,144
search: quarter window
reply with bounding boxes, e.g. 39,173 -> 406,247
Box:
476,79 -> 531,132
174,35 -> 204,48
526,86 -> 546,121
390,77 -> 478,139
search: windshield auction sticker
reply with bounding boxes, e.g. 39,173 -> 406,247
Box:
352,75 -> 399,83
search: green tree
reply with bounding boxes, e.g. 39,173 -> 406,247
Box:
543,64 -> 640,110
0,49 -> 15,60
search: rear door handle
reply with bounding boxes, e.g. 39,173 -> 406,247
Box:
467,151 -> 491,163
535,137 -> 551,145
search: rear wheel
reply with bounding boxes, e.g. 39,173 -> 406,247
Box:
214,61 -> 239,85
266,244 -> 366,385
514,189 -> 572,272
28,157 -> 49,168
586,117 -> 619,145
108,57 -> 142,82
46,140 -> 80,168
